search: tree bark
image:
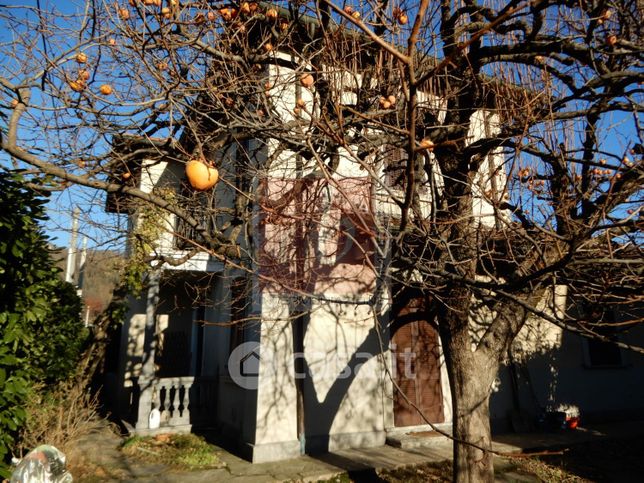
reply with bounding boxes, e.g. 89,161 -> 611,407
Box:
439,300 -> 499,483
450,365 -> 495,483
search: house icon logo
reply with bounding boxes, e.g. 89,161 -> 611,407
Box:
240,347 -> 260,377
228,342 -> 271,390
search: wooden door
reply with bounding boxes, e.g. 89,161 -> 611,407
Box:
391,292 -> 444,427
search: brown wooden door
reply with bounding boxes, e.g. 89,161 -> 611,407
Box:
391,294 -> 444,427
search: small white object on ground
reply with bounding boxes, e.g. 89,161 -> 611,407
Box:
148,408 -> 161,429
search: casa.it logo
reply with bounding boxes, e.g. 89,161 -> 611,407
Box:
228,342 -> 272,390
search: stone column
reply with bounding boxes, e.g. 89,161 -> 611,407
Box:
135,270 -> 162,431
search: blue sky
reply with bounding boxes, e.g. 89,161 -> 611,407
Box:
1,1 -> 640,250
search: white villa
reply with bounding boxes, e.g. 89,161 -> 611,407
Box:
105,15 -> 644,464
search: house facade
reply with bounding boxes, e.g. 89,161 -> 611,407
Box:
107,46 -> 511,461
106,48 -> 644,464
490,293 -> 644,432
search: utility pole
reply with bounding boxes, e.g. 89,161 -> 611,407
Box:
65,207 -> 80,284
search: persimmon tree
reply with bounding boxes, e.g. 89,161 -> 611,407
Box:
1,1 -> 642,482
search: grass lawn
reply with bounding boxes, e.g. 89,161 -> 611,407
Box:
120,433 -> 225,471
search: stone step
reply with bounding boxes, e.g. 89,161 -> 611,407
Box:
386,430 -> 452,449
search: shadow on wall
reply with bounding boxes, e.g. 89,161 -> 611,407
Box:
489,316 -> 644,433
251,285 -> 448,458
250,296 -> 389,457
300,307 -> 387,455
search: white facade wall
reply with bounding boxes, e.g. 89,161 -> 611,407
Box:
134,157 -> 226,271
121,55 -> 519,460
468,110 -> 510,228
250,292 -> 300,461
302,301 -> 387,450
246,59 -> 476,459
490,319 -> 644,431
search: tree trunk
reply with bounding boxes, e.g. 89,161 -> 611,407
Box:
439,314 -> 498,483
451,371 -> 495,483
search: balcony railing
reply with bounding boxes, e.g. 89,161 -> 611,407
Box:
132,376 -> 218,432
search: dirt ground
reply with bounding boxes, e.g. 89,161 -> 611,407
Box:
364,436 -> 644,483
529,436 -> 644,482
61,424 -> 644,482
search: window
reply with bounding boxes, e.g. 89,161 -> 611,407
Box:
174,180 -> 216,249
383,145 -> 406,190
583,309 -> 624,368
587,336 -> 622,367
382,144 -> 429,193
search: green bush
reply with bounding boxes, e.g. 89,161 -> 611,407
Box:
0,170 -> 87,477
